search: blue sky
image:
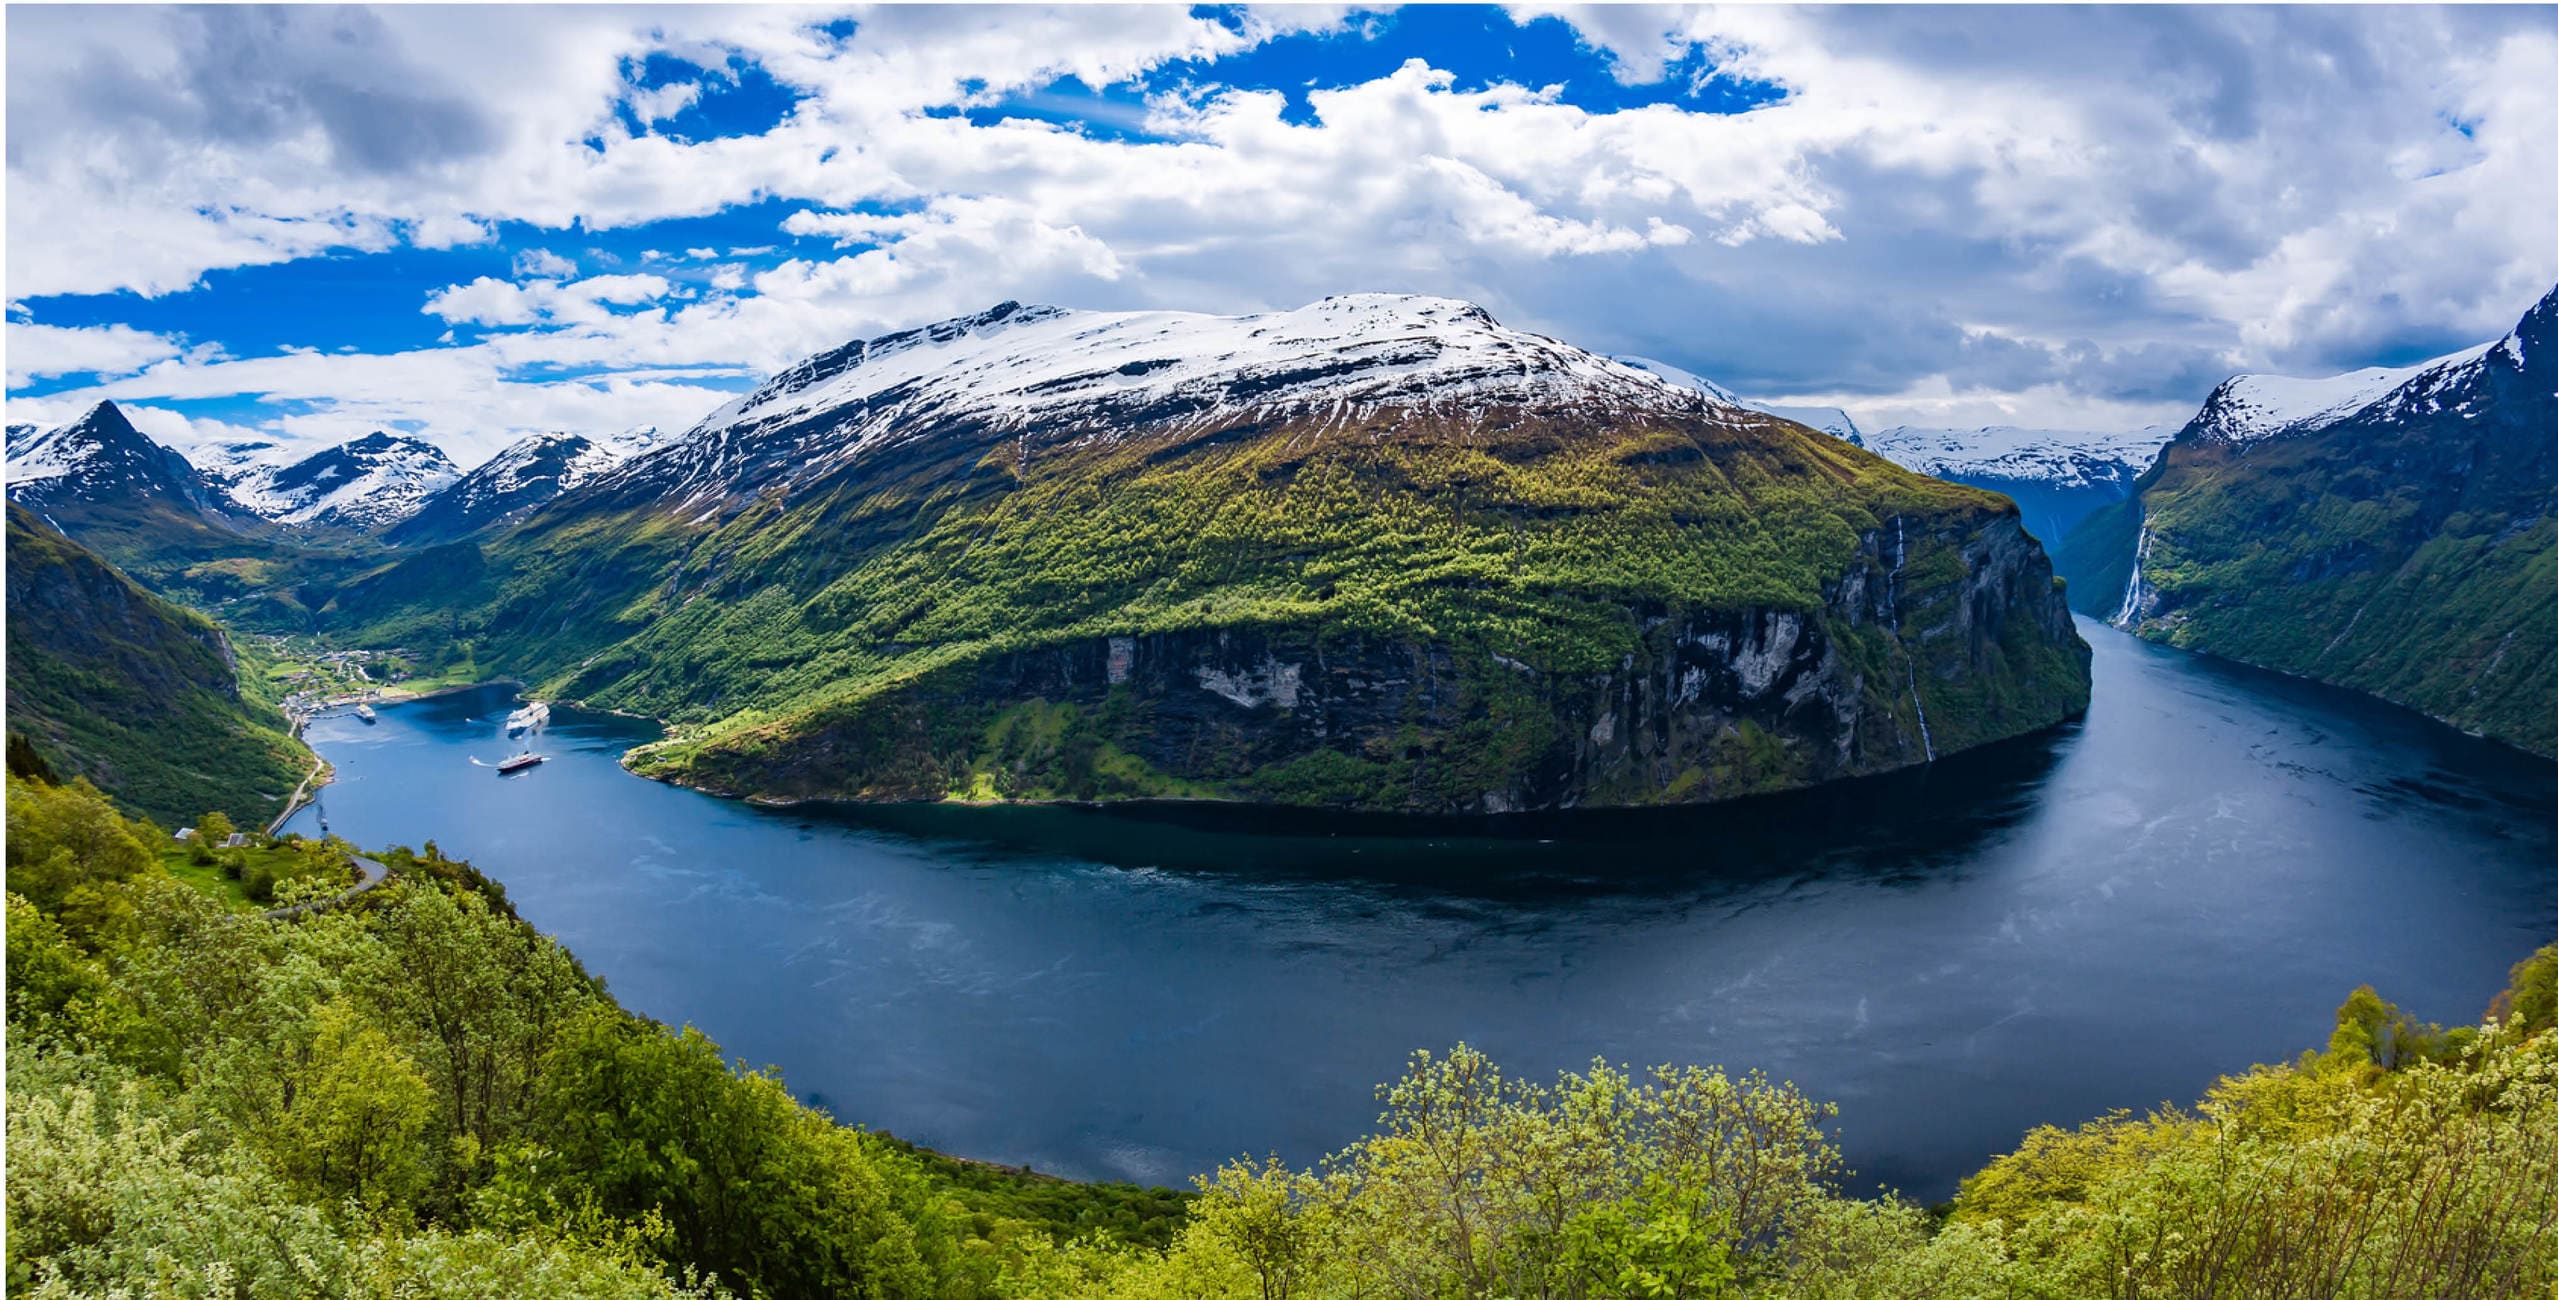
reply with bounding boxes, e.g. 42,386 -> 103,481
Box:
7,4 -> 2556,468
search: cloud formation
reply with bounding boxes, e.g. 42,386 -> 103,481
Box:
7,3 -> 2555,464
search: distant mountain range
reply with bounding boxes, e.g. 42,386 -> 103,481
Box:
2064,282 -> 2557,756
17,280 -> 2544,793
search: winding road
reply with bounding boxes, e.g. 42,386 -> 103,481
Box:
261,853 -> 389,921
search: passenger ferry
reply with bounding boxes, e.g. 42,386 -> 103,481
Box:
355,703 -> 377,723
496,752 -> 546,774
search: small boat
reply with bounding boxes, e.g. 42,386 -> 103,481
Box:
355,704 -> 377,723
496,752 -> 545,774
504,701 -> 550,736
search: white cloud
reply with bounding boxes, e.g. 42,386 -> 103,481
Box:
511,247 -> 580,280
8,4 -> 2556,445
6,322 -> 190,386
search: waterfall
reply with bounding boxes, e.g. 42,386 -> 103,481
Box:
2113,519 -> 2153,628
1890,515 -> 1937,763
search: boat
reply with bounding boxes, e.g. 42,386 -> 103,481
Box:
496,752 -> 545,774
504,701 -> 550,736
355,704 -> 377,723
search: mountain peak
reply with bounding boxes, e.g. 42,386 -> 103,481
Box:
224,430 -> 458,530
624,292 -> 1750,514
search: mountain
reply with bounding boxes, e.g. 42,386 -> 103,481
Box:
226,431 -> 459,531
2087,283 -> 2558,755
5,503 -> 311,827
3,401 -> 281,585
1862,425 -> 2173,550
322,294 -> 2090,812
6,400 -> 254,522
1613,355 -> 1866,443
384,431 -> 626,546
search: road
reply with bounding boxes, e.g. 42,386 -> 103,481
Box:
261,853 -> 389,921
267,752 -> 328,836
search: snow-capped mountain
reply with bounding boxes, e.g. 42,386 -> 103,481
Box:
386,430 -> 644,545
5,401 -> 253,523
1863,425 -> 2173,488
599,295 -> 1757,516
1612,355 -> 1866,444
1858,424 -> 2173,547
2088,281 -> 2557,755
226,432 -> 460,531
2188,338 -> 2507,445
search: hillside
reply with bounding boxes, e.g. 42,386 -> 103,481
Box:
2092,284 -> 2558,756
319,295 -> 2091,812
3,503 -> 311,827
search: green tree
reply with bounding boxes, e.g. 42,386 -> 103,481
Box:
528,1009 -> 934,1299
4,775 -> 154,914
194,809 -> 237,865
270,1001 -> 436,1213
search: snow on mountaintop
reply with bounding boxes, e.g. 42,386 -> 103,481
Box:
4,401 -> 214,507
1610,355 -> 1740,404
2191,340 -> 2499,445
698,296 -> 1734,448
1612,355 -> 1865,444
623,296 -> 1752,512
228,431 -> 459,529
1864,425 -> 2175,487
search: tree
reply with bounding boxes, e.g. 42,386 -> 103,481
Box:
194,809 -> 237,865
270,1001 -> 436,1214
5,775 -> 154,914
528,1009 -> 935,1299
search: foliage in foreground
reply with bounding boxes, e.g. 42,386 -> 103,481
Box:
2,772 -> 1176,1299
7,770 -> 2553,1297
1001,963 -> 2558,1299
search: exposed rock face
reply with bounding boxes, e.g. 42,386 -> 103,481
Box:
644,510 -> 2085,814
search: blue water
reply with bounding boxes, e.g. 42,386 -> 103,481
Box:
287,619 -> 2558,1198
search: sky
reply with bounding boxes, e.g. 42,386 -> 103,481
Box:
6,3 -> 2557,471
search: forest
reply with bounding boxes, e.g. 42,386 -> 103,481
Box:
9,757 -> 2554,1298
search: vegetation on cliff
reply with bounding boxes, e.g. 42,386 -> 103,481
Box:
5,504 -> 312,828
319,398 -> 2088,811
2086,286 -> 2558,757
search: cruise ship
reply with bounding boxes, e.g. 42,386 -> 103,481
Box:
355,703 -> 377,723
504,701 -> 550,735
496,752 -> 545,774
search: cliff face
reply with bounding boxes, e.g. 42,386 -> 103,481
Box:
638,509 -> 2085,814
2092,285 -> 2558,757
313,296 -> 2095,812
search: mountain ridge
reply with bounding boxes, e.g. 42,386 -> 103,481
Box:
319,293 -> 2092,813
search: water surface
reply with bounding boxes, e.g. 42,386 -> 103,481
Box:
288,620 -> 2558,1198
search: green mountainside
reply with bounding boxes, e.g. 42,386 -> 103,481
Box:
308,297 -> 2090,812
2081,285 -> 2558,756
4,503 -> 312,828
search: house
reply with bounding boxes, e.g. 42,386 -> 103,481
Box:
222,832 -> 252,849
174,827 -> 197,842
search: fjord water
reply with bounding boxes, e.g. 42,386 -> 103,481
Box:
286,619 -> 2558,1199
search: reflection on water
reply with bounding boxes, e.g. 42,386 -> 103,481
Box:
289,620 -> 2558,1198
